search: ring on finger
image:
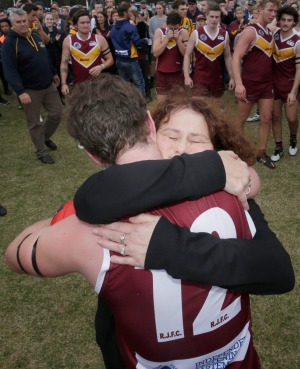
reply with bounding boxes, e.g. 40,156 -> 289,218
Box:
245,179 -> 252,195
120,245 -> 127,256
120,233 -> 126,243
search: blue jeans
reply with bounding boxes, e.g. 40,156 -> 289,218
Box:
116,60 -> 146,97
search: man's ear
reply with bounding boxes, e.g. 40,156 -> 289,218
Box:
146,110 -> 157,142
86,150 -> 108,168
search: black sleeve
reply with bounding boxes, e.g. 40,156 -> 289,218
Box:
74,151 -> 225,223
145,199 -> 295,295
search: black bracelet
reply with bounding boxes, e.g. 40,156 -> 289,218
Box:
31,237 -> 44,277
16,234 -> 32,274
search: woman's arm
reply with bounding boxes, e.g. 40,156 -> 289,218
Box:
75,151 -> 251,223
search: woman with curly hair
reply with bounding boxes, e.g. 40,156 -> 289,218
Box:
153,93 -> 260,196
92,11 -> 117,74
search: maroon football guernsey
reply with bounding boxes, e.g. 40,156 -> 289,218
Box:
69,32 -> 102,84
273,29 -> 300,88
95,191 -> 260,368
241,23 -> 273,83
156,28 -> 184,73
193,26 -> 227,83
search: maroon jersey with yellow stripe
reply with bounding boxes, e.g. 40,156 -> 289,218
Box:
241,23 -> 273,83
273,29 -> 300,88
193,26 -> 227,83
156,28 -> 184,73
70,32 -> 102,84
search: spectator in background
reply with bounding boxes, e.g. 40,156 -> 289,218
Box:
51,6 -> 65,32
110,3 -> 148,97
228,6 -> 248,52
111,8 -> 119,25
0,17 -> 11,104
244,0 -> 257,20
187,0 -> 203,26
219,0 -> 236,25
172,0 -> 194,35
149,1 -> 167,86
61,6 -> 69,17
195,13 -> 206,29
43,12 -> 64,102
140,0 -> 152,20
23,3 -> 50,44
92,10 -> 118,74
2,8 -> 62,164
106,6 -> 115,25
34,1 -> 44,23
130,9 -> 152,102
91,1 -> 104,30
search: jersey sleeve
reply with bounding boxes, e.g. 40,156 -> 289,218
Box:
50,200 -> 75,225
146,199 -> 295,295
74,151 -> 225,224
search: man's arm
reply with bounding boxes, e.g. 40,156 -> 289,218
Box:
88,36 -> 114,77
2,41 -> 25,96
183,30 -> 196,88
129,25 -> 148,48
33,21 -> 50,44
177,29 -> 189,56
224,32 -> 235,90
74,151 -> 251,223
287,40 -> 300,106
60,36 -> 71,96
93,200 -> 295,295
5,215 -> 102,286
232,27 -> 255,100
152,28 -> 169,57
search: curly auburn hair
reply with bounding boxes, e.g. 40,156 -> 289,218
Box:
152,94 -> 256,166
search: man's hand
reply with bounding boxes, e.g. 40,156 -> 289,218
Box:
19,92 -> 31,105
235,83 -> 246,101
286,91 -> 297,106
61,84 -> 69,95
93,214 -> 161,267
184,76 -> 193,88
53,74 -> 60,87
218,151 -> 251,210
228,78 -> 235,90
89,65 -> 102,77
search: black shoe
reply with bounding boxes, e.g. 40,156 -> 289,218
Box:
38,154 -> 55,164
0,97 -> 9,105
45,139 -> 57,150
0,205 -> 7,216
257,153 -> 275,169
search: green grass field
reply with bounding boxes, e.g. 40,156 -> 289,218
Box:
0,90 -> 299,368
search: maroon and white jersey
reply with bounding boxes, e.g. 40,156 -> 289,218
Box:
193,26 -> 228,82
156,28 -> 184,73
69,32 -> 102,84
241,23 -> 273,83
95,191 -> 260,368
273,29 -> 300,88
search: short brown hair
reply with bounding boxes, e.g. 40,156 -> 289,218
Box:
72,9 -> 90,25
172,0 -> 187,10
152,94 -> 256,165
67,75 -> 149,165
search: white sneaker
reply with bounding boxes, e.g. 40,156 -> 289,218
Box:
271,148 -> 284,162
289,145 -> 298,156
246,113 -> 260,122
78,144 -> 84,149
